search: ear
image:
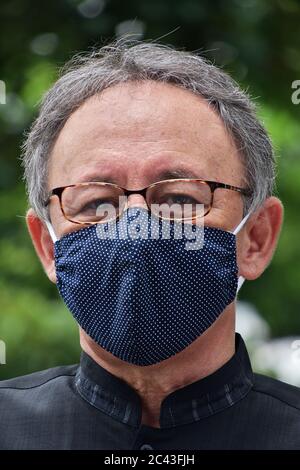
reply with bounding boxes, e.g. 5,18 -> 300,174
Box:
238,196 -> 283,280
26,208 -> 56,283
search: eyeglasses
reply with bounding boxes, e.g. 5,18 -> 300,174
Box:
45,179 -> 251,225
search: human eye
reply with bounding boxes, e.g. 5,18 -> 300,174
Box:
159,193 -> 199,206
80,197 -> 118,214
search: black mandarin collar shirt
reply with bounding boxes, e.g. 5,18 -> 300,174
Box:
1,334 -> 300,449
76,333 -> 253,429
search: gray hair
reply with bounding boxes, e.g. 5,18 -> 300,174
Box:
22,39 -> 275,220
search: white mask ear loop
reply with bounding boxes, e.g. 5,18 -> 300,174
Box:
237,276 -> 245,293
232,212 -> 251,294
232,212 -> 251,236
45,220 -> 58,243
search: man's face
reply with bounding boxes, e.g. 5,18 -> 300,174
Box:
48,80 -> 245,238
26,77 -> 283,367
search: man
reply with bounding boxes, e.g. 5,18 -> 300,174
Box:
0,39 -> 299,450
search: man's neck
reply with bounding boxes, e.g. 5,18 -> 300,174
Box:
80,307 -> 236,428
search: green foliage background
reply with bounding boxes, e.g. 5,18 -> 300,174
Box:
0,0 -> 300,379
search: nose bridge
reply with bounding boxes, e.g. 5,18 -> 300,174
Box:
127,192 -> 148,210
123,186 -> 148,208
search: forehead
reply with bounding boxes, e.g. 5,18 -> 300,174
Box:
48,80 -> 243,188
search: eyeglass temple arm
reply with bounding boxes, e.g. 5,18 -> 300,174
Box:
44,187 -> 65,206
206,181 -> 250,196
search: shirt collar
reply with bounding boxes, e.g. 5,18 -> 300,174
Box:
75,333 -> 253,428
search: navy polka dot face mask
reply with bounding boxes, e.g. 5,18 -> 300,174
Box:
46,208 -> 249,366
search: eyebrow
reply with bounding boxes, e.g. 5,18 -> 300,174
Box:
155,168 -> 200,181
77,168 -> 200,185
78,174 -> 119,184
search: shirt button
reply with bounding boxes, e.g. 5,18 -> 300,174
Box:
140,444 -> 153,450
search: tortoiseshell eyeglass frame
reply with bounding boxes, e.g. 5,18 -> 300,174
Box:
44,178 -> 251,225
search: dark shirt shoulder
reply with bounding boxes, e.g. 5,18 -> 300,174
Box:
253,373 -> 300,412
236,373 -> 300,449
0,364 -> 78,391
0,364 -> 85,450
